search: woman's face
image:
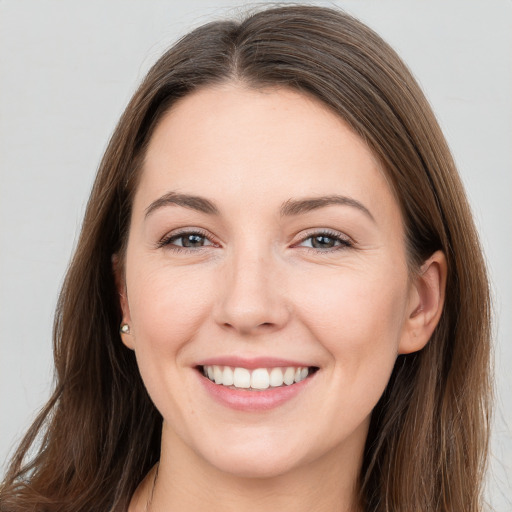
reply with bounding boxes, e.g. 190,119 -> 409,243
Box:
119,84 -> 426,478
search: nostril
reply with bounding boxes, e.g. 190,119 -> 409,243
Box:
220,320 -> 278,334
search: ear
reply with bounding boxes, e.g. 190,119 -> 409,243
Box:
112,254 -> 135,350
398,250 -> 447,355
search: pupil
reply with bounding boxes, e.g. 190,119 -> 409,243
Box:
312,235 -> 334,248
183,234 -> 204,247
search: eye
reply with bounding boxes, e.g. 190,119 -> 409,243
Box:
297,231 -> 352,251
157,230 -> 216,251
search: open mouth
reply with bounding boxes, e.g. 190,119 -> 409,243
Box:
197,365 -> 319,391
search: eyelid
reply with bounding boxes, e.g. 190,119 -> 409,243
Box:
156,227 -> 220,250
292,228 -> 354,249
156,227 -> 354,252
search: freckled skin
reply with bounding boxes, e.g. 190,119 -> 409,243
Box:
119,85 -> 441,511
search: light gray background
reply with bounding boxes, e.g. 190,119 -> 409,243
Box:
1,0 -> 510,508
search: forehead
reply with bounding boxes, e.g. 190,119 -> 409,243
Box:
135,84 -> 399,225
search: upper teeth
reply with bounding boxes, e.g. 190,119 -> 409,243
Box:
203,365 -> 310,390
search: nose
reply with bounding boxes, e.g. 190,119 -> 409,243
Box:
214,250 -> 291,336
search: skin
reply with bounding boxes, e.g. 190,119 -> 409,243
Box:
117,84 -> 446,512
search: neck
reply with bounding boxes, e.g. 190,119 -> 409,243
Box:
133,421 -> 365,512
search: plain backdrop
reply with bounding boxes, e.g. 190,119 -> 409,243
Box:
1,0 -> 511,508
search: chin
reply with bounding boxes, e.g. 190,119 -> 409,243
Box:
206,450 -> 301,480
187,429 -> 304,479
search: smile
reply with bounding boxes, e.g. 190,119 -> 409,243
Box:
200,365 -> 317,391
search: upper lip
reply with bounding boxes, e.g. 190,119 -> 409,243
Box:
196,356 -> 318,369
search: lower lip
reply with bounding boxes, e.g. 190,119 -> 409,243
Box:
197,371 -> 316,411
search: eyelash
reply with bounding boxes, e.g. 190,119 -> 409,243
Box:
156,228 -> 216,252
295,229 -> 353,252
157,229 -> 353,253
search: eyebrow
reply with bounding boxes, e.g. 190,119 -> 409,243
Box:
280,195 -> 375,222
145,192 -> 219,218
144,191 -> 374,222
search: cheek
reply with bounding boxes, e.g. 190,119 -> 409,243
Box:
290,268 -> 408,438
127,264 -> 214,357
125,264 -> 215,425
300,265 -> 406,332
294,264 -> 408,382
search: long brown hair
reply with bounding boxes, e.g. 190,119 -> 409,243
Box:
0,6 -> 492,511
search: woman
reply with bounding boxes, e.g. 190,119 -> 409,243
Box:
0,5 -> 492,512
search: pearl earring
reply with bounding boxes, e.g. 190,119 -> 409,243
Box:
120,323 -> 130,334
